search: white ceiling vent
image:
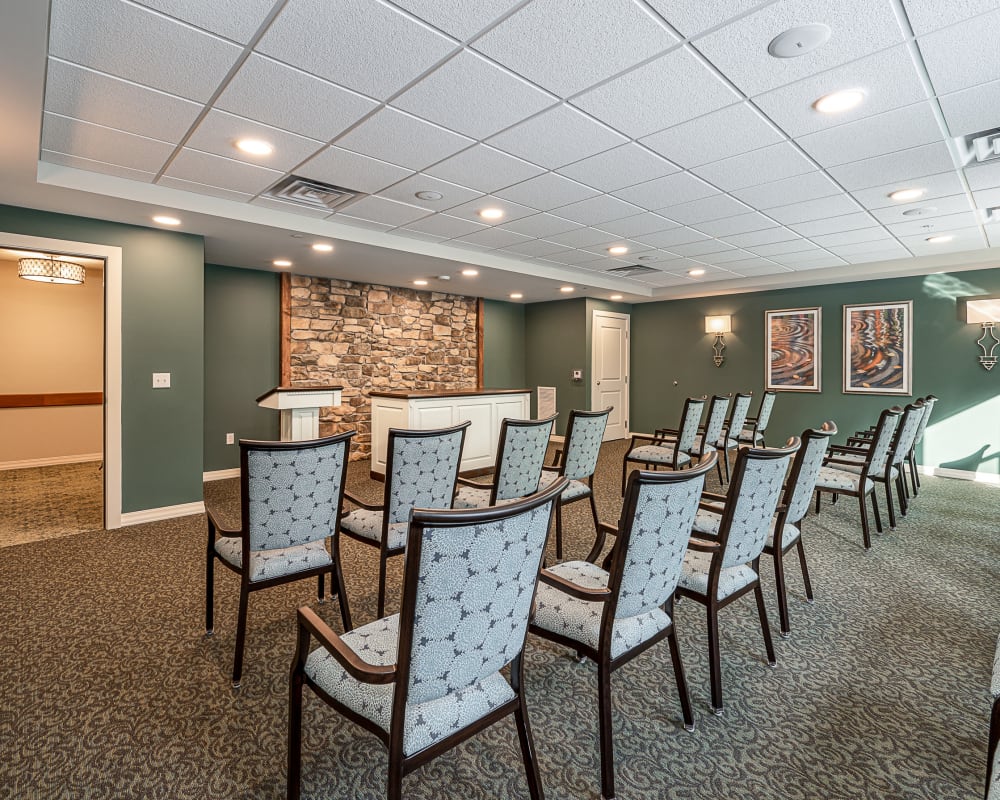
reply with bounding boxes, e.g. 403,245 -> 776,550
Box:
266,175 -> 360,210
954,128 -> 1000,167
605,264 -> 661,277
984,207 -> 1000,223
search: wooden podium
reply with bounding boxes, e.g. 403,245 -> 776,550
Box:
255,385 -> 344,442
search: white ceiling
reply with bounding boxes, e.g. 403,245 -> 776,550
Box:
3,0 -> 1000,302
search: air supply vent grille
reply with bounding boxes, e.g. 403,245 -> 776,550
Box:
266,175 -> 360,210
605,264 -> 661,277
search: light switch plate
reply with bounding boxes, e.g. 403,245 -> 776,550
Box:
226,433 -> 235,445
152,372 -> 170,388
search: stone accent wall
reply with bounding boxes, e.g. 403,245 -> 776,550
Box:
287,275 -> 479,459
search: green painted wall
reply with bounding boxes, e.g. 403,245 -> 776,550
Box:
0,204 -> 205,511
482,299 -> 526,389
524,298 -> 588,435
631,267 -> 1000,474
204,264 -> 280,471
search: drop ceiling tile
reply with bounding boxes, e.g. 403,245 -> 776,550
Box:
695,212 -> 776,237
249,197 -> 333,218
499,239 -> 576,258
612,171 -> 718,209
629,250 -> 686,265
809,228 -> 893,247
897,226 -> 988,254
497,213 -> 582,239
885,210 -> 982,237
731,171 -> 842,210
394,229 -> 448,243
659,194 -> 752,225
766,194 -> 864,225
185,110 -> 324,171
216,55 -> 378,143
696,248 -> 758,264
640,103 -> 783,169
828,240 -> 910,256
988,227 -> 1000,247
694,143 -> 815,192
573,48 -> 740,139
393,50 -> 555,140
842,250 -> 911,264
746,239 -> 820,256
827,142 -> 956,190
973,187 -> 1000,208
424,144 -> 544,194
966,161 -> 1000,192
258,0 -> 455,99
296,146 -> 414,194
557,144 -> 679,192
495,173 -> 600,210
635,227 -> 712,248
723,227 -> 801,247
336,195 -> 431,227
545,228 -> 624,248
41,113 -> 174,173
488,105 -> 627,170
754,46 -> 927,139
539,247 -> 607,265
444,195 -> 538,225
939,79 -> 1000,138
335,108 -> 473,171
918,8 -> 1000,95
49,0 -> 241,102
579,238 -> 655,257
163,148 -> 284,194
131,0 -> 275,42
391,0 -> 523,40
595,213 -> 680,239
725,262 -> 792,276
645,0 -> 770,37
157,175 -> 255,203
474,0 -> 679,97
376,173 -> 482,211
552,194 -> 642,226
404,213 -> 488,239
790,212 -> 878,237
870,194 -> 974,224
902,0 -> 1000,35
665,239 -> 736,257
693,0 -> 903,95
777,253 -> 849,268
797,103 -> 941,168
44,58 -> 202,143
40,149 -> 156,182
850,171 -> 966,209
336,216 -> 395,232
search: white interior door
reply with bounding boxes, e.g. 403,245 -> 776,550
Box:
592,310 -> 629,441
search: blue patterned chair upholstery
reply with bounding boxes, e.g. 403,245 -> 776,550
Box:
453,414 -> 556,509
677,439 -> 800,713
537,407 -> 611,561
987,635 -> 1000,799
530,454 -> 716,800
205,431 -> 354,688
717,392 -> 753,482
340,421 -> 469,617
691,395 -> 731,483
288,478 -> 567,800
815,407 -> 902,549
620,396 -> 706,495
738,390 -> 776,447
909,395 -> 938,495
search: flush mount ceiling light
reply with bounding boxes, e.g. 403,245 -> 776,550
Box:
312,243 -> 334,253
478,207 -> 504,221
152,215 -> 181,226
461,268 -> 478,276
926,235 -> 954,243
415,190 -> 444,201
610,294 -> 623,300
607,245 -> 629,255
510,292 -> 523,299
889,188 -> 925,202
273,259 -> 292,267
559,286 -> 574,293
688,268 -> 706,277
236,138 -> 273,156
813,89 -> 866,114
18,256 -> 86,285
767,23 -> 831,58
413,279 -> 429,286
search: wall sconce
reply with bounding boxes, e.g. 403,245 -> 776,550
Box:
958,295 -> 1000,371
704,315 -> 732,367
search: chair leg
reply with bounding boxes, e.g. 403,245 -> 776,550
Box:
910,452 -> 921,492
620,460 -> 629,496
588,491 -> 600,549
707,604 -> 724,714
377,554 -> 389,619
870,490 -> 883,535
665,626 -> 695,731
723,448 -> 731,483
796,539 -> 814,603
715,456 -> 724,485
387,756 -> 404,800
555,502 -> 564,562
857,492 -> 872,550
815,490 -> 822,515
586,526 -> 607,565
753,582 -> 777,667
772,549 -> 791,638
287,665 -> 304,800
332,536 -> 353,631
597,661 -> 616,800
316,572 -> 326,603
511,655 -> 545,800
884,482 -> 896,530
232,585 -> 250,688
205,538 -> 216,637
896,473 -> 909,517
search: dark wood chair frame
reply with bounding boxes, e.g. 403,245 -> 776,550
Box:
676,439 -> 800,714
986,657 -> 1000,800
530,455 -> 716,800
205,431 -> 355,688
288,477 -> 567,800
739,390 -> 777,447
620,395 -> 706,495
340,421 -> 469,618
717,391 -> 753,483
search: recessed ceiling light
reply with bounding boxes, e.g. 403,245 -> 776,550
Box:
767,23 -> 831,58
478,208 -> 504,220
273,259 -> 292,267
608,245 -> 629,255
415,190 -> 444,201
413,279 -> 429,286
560,286 -> 574,293
610,294 -> 623,300
889,188 -> 925,202
688,268 -> 706,277
461,268 -> 478,276
312,243 -> 334,253
152,215 -> 181,226
926,235 -> 954,243
510,292 -> 523,299
813,89 -> 866,114
236,138 -> 273,156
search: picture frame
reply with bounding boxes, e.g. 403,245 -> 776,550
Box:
843,300 -> 912,395
765,307 -> 822,392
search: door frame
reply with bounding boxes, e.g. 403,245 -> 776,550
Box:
1,231 -> 122,529
591,309 -> 630,440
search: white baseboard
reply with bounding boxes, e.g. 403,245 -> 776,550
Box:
203,468 -> 240,481
120,501 -> 206,526
918,465 -> 1000,485
0,453 -> 102,471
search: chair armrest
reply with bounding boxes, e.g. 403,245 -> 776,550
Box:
654,427 -> 680,440
296,607 -> 396,685
700,491 -> 728,503
456,476 -> 494,489
845,437 -> 872,447
597,521 -> 620,536
544,449 -> 564,469
539,569 -> 612,602
828,444 -> 870,456
627,433 -> 662,447
698,500 -> 725,513
343,490 -> 382,512
824,456 -> 863,467
206,504 -> 241,537
687,538 -> 720,553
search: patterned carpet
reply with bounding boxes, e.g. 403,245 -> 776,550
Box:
0,461 -> 103,547
1,441 -> 998,800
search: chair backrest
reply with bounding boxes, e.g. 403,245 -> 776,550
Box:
717,439 -> 800,568
701,395 -> 731,453
560,407 -> 612,481
913,394 -> 938,446
676,396 -> 706,454
610,454 -> 717,621
727,392 -> 753,441
864,407 -> 903,477
384,421 -> 470,524
782,422 -> 837,526
492,414 -> 557,503
755,390 -> 777,432
393,477 -> 566,716
890,401 -> 925,467
241,431 -> 354,552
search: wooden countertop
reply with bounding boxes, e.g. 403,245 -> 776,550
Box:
369,387 -> 531,399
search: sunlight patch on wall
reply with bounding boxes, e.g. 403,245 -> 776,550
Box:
923,394 -> 1000,476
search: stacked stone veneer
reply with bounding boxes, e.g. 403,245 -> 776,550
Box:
288,275 -> 478,459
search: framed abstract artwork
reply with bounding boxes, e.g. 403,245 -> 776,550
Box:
843,301 -> 912,395
766,307 -> 821,392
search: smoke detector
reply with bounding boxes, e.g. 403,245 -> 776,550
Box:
767,24 -> 831,58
